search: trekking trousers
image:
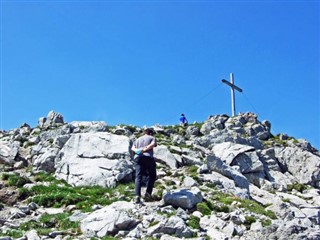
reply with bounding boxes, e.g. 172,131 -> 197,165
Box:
134,155 -> 157,197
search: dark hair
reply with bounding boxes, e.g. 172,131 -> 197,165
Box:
144,128 -> 154,135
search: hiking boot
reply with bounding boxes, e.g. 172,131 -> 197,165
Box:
134,196 -> 141,204
144,192 -> 153,202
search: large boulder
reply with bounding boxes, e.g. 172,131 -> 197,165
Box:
38,111 -> 64,129
154,145 -> 179,169
147,215 -> 193,238
80,201 -> 138,238
55,132 -> 133,187
0,141 -> 20,165
274,147 -> 320,188
163,187 -> 203,210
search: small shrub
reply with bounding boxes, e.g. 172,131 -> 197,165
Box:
287,183 -> 307,193
187,215 -> 200,229
261,218 -> 272,227
244,215 -> 256,226
196,202 -> 212,215
0,229 -> 23,238
1,173 -> 11,180
206,183 -> 216,189
7,174 -> 31,187
164,179 -> 176,186
187,165 -> 198,177
23,141 -> 34,148
149,220 -> 160,227
211,204 -> 230,213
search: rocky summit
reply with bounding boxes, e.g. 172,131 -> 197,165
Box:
0,110 -> 320,240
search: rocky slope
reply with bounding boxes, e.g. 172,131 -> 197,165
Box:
0,110 -> 319,240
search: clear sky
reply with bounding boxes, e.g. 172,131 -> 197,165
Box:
1,0 -> 319,149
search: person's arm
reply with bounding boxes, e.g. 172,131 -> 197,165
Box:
142,142 -> 156,152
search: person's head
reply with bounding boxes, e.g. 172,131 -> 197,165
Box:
181,114 -> 185,117
144,128 -> 154,135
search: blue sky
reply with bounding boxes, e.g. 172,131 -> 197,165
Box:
1,0 -> 319,149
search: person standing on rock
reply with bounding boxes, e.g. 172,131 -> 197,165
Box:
131,128 -> 157,203
179,114 -> 188,127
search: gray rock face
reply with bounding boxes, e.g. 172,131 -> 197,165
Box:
80,201 -> 138,238
275,146 -> 320,188
154,145 -> 179,169
163,187 -> 203,209
55,132 -> 133,187
147,215 -> 193,238
207,154 -> 250,191
38,110 -> 64,129
0,141 -> 20,165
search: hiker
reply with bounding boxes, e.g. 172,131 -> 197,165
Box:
131,128 -> 157,203
179,114 -> 188,127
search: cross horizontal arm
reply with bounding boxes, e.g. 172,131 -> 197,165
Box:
221,79 -> 243,92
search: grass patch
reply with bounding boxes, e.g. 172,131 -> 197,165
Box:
196,202 -> 212,215
1,211 -> 79,238
187,215 -> 200,229
187,165 -> 199,179
287,183 -> 308,193
0,229 -> 24,239
244,215 -> 256,227
91,237 -> 120,240
20,212 -> 80,236
239,199 -> 277,219
1,173 -> 31,187
211,191 -> 277,219
19,181 -> 135,212
33,172 -> 67,184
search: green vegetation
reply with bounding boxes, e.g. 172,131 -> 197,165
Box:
32,172 -> 67,184
18,173 -> 135,212
0,229 -> 24,238
244,215 -> 256,227
20,212 -> 80,235
118,124 -> 137,133
149,220 -> 160,227
23,141 -> 35,148
0,212 -> 80,238
210,191 -> 277,219
287,183 -> 308,193
187,165 -> 199,181
187,215 -> 200,229
1,173 -> 31,187
261,218 -> 272,227
238,199 -> 277,219
91,237 -> 119,240
191,122 -> 203,129
264,134 -> 298,147
196,202 -> 212,215
156,207 -> 177,218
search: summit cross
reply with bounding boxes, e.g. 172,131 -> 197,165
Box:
221,73 -> 243,117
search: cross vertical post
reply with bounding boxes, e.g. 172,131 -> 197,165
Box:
230,73 -> 236,117
221,73 -> 243,117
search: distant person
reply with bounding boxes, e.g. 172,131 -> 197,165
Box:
179,114 -> 188,127
131,128 -> 157,204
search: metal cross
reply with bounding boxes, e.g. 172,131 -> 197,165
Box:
221,73 -> 243,117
